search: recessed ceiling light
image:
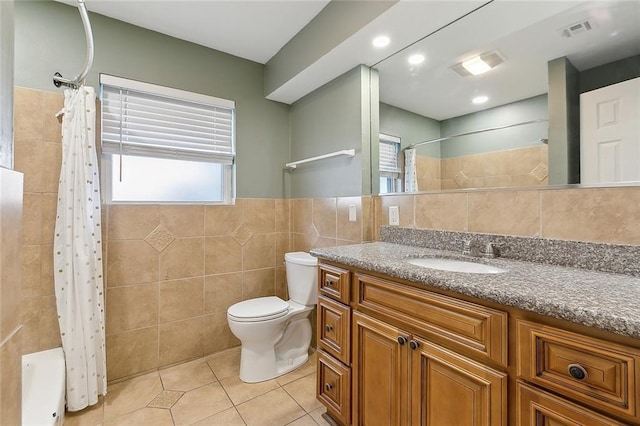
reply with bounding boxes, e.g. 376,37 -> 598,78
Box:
372,35 -> 390,48
408,54 -> 425,65
462,57 -> 491,75
472,96 -> 488,104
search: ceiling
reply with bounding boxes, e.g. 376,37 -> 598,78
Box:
54,0 -> 640,111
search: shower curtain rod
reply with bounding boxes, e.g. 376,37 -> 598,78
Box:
53,0 -> 94,88
405,119 -> 548,150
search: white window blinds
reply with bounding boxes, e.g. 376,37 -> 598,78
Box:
100,74 -> 235,164
379,134 -> 401,176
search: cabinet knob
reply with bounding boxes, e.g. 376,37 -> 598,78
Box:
409,340 -> 420,350
325,383 -> 333,391
325,279 -> 333,287
397,336 -> 408,345
568,363 -> 588,381
325,324 -> 334,332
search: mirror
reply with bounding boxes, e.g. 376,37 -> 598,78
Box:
375,0 -> 640,193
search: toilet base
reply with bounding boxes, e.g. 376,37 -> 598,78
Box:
238,316 -> 312,383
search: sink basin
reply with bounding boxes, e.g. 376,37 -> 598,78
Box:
406,257 -> 507,274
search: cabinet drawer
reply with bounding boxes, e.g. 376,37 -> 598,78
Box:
516,381 -> 625,426
318,296 -> 351,365
319,264 -> 350,304
355,273 -> 508,366
517,320 -> 640,421
318,351 -> 351,426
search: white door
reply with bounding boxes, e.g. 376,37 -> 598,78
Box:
580,77 -> 640,184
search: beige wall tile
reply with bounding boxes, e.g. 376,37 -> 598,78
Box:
109,205 -> 204,241
242,268 -> 275,300
205,204 -> 243,237
20,297 -> 39,355
336,196 -> 361,242
38,295 -> 61,350
508,146 -> 541,176
441,157 -> 461,181
42,91 -> 63,143
275,199 -> 290,233
159,318 -> 204,367
512,174 -> 543,187
362,196 -> 374,242
106,326 -> 159,380
292,233 -> 314,253
468,190 -> 540,236
415,193 -> 467,231
203,312 -> 239,355
159,238 -> 204,281
14,87 -> 44,141
23,193 -> 42,244
275,267 -> 288,300
21,245 -> 41,299
242,233 -> 275,270
204,273 -> 242,314
42,142 -> 61,193
106,283 -> 159,335
378,194 -> 415,228
460,154 -> 484,178
241,199 -> 275,234
14,140 -> 43,193
542,187 -> 640,244
482,150 -> 510,177
314,237 -> 337,248
292,199 -> 313,234
0,329 -> 22,426
159,277 -> 204,323
205,236 -> 242,275
40,193 -> 57,244
275,232 -> 291,265
484,176 -> 512,188
40,244 -> 55,296
312,198 -> 336,239
107,240 -> 159,287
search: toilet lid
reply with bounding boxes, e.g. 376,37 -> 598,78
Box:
227,297 -> 289,322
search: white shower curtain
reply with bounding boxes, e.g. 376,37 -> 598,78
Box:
54,86 -> 107,411
404,148 -> 418,192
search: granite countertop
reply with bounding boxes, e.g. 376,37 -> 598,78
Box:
310,242 -> 640,339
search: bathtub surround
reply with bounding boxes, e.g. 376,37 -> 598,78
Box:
54,86 -> 106,410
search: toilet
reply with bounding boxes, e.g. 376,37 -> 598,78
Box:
227,251 -> 318,383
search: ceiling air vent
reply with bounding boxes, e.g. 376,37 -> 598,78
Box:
559,18 -> 597,38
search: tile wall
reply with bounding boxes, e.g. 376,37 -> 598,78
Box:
374,186 -> 640,245
416,144 -> 549,191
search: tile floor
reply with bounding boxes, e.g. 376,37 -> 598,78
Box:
65,348 -> 331,426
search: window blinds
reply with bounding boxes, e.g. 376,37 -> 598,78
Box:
379,134 -> 401,176
100,74 -> 235,164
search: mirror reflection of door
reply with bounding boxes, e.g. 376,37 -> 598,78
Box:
580,77 -> 640,184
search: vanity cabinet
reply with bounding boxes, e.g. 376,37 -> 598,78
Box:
316,260 -> 640,426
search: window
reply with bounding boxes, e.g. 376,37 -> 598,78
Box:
100,74 -> 235,203
379,133 -> 402,194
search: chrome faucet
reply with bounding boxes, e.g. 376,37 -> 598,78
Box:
463,240 -> 498,258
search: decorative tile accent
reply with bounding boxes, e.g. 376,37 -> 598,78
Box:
530,163 -> 549,182
453,171 -> 468,187
231,224 -> 253,246
145,224 -> 175,253
148,390 -> 185,409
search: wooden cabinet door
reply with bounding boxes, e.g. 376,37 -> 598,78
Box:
352,311 -> 410,426
410,337 -> 507,426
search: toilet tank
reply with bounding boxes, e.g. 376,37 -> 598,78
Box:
284,252 -> 318,305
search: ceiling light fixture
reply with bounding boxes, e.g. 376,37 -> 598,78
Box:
472,96 -> 488,104
462,57 -> 491,75
450,51 -> 505,77
408,54 -> 425,65
372,35 -> 390,48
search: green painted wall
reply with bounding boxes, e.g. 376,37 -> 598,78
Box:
289,65 -> 372,198
379,103 -> 441,158
440,94 -> 548,158
0,0 -> 14,169
14,0 -> 290,198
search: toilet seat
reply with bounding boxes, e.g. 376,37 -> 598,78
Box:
228,296 -> 290,323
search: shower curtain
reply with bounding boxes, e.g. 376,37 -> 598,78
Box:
54,86 -> 107,411
404,148 -> 418,192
